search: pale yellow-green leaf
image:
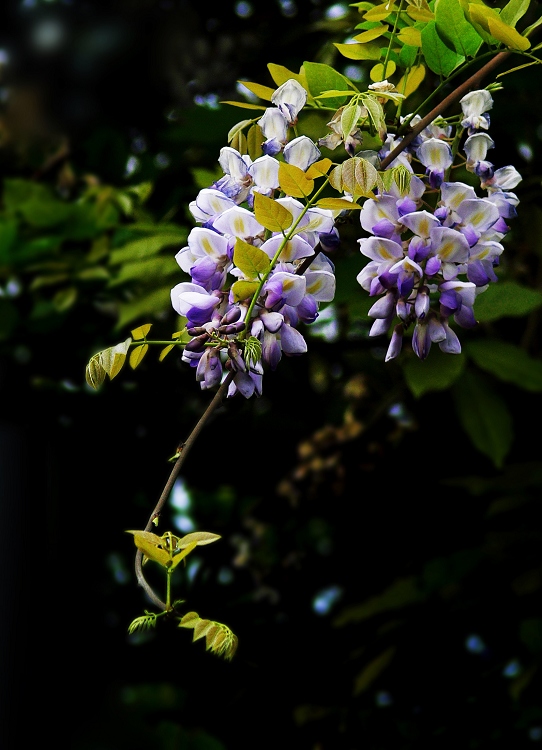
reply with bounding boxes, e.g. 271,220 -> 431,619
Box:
220,100 -> 267,111
233,237 -> 271,278
85,356 -> 106,390
253,192 -> 293,233
278,162 -> 314,198
247,123 -> 264,160
99,338 -> 131,380
267,63 -> 310,95
397,27 -> 423,46
363,3 -> 395,21
230,129 -> 248,155
316,198 -> 362,210
396,64 -> 426,99
406,0 -> 434,21
305,158 -> 333,179
227,119 -> 253,143
487,16 -> 531,50
193,618 -> 214,642
169,540 -> 198,571
329,157 -> 378,198
333,42 -> 382,60
314,90 -> 357,100
179,611 -> 200,629
237,81 -> 275,101
126,530 -> 170,567
207,625 -> 224,650
370,60 -> 397,81
131,323 -> 152,340
159,344 -> 176,361
129,344 -> 148,370
497,60 -> 538,78
177,531 -> 222,547
352,24 -> 389,43
340,103 -> 363,141
231,279 -> 259,303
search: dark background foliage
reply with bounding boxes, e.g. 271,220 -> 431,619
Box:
1,1 -> 541,748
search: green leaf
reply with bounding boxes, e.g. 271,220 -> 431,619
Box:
227,118 -> 253,142
474,281 -> 542,322
500,0 -> 531,27
53,286 -> 78,312
278,162 -> 315,198
303,61 -> 353,109
421,21 -> 464,76
452,368 -> 514,468
109,234 -> 186,264
115,287 -> 173,330
220,100 -> 267,111
100,338 -> 131,380
231,279 -> 259,302
253,192 -> 293,233
402,349 -> 466,397
465,340 -> 542,392
435,0 -> 483,57
233,238 -> 271,279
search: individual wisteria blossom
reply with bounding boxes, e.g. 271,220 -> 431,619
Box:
170,79 -> 337,397
356,89 -> 521,361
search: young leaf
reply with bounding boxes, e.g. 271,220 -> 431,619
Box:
305,158 -> 333,179
267,63 -> 309,93
396,64 -> 426,100
406,0 -> 434,22
220,101 -> 267,111
237,81 -> 275,101
227,119 -> 253,143
253,192 -> 293,233
233,238 -> 271,279
247,123 -> 264,160
129,344 -> 148,370
329,157 -> 378,199
333,42 -> 382,61
99,338 -> 131,380
352,25 -> 389,43
159,344 -> 176,361
363,3 -> 395,21
487,15 -> 531,50
179,611 -> 200,629
340,103 -> 363,141
397,27 -> 423,47
316,198 -> 362,210
177,531 -> 222,547
370,61 -> 397,81
169,540 -> 198,571
86,355 -> 106,390
231,279 -> 260,303
126,530 -> 171,567
131,323 -> 152,340
278,162 -> 315,198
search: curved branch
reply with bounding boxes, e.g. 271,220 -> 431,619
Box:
134,371 -> 235,609
380,49 -> 511,169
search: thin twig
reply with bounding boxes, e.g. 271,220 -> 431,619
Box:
134,371 -> 235,608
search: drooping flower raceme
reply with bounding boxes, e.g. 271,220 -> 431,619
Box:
357,89 -> 520,361
171,80 -> 337,398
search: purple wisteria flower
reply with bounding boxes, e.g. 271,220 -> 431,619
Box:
170,80 -> 338,397
356,90 -> 521,361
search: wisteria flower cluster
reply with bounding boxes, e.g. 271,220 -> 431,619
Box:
357,88 -> 522,361
171,80 -> 338,398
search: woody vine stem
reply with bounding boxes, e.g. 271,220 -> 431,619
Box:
134,46 -> 514,612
